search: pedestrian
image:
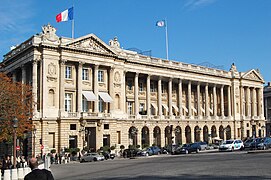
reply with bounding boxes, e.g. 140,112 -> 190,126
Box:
1,155 -> 12,176
55,153 -> 58,164
24,157 -> 54,180
21,156 -> 26,168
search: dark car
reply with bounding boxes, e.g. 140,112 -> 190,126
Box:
123,149 -> 139,158
249,138 -> 263,150
194,142 -> 208,150
139,146 -> 161,156
257,137 -> 271,150
244,139 -> 254,150
176,143 -> 201,154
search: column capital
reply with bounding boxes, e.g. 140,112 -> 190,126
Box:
78,61 -> 85,66
135,72 -> 139,77
59,59 -> 66,66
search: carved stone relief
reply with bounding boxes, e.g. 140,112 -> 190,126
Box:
114,71 -> 121,83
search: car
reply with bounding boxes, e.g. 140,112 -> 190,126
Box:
257,137 -> 271,150
80,153 -> 104,163
123,149 -> 140,158
219,139 -> 244,152
249,138 -> 263,150
176,143 -> 201,154
194,142 -> 208,150
139,146 -> 161,156
244,139 -> 254,150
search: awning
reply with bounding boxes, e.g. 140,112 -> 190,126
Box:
82,91 -> 97,101
172,104 -> 179,112
151,103 -> 157,110
98,92 -> 113,103
162,104 -> 168,111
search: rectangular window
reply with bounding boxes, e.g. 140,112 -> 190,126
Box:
69,136 -> 77,149
127,80 -> 133,90
82,68 -> 89,80
99,97 -> 103,112
65,93 -> 72,112
104,124 -> 109,130
65,66 -> 72,79
117,131 -> 121,144
98,70 -> 104,82
139,82 -> 144,92
70,124 -> 76,130
150,83 -> 155,92
139,103 -> 144,113
82,96 -> 88,112
128,102 -> 133,115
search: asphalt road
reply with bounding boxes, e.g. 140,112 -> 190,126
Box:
50,151 -> 271,180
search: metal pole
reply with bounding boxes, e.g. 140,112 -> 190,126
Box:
165,18 -> 169,60
13,129 -> 17,168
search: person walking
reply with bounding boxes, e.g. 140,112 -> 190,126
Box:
24,157 -> 54,180
1,156 -> 12,176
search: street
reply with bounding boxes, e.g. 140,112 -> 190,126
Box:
50,151 -> 271,180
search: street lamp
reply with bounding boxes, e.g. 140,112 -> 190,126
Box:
33,127 -> 37,157
13,117 -> 18,168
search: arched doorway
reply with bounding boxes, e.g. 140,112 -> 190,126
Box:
165,126 -> 172,146
203,126 -> 209,143
211,126 -> 217,138
175,126 -> 182,145
185,126 -> 191,143
153,126 -> 161,147
226,125 -> 231,140
141,126 -> 150,148
128,126 -> 138,146
194,126 -> 201,142
219,125 -> 224,140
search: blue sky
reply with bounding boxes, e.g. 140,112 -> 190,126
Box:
1,0 -> 271,83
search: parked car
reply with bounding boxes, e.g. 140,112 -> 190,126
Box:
139,146 -> 161,156
219,139 -> 244,152
123,149 -> 140,158
194,142 -> 208,150
257,137 -> 271,150
80,153 -> 104,162
176,143 -> 201,154
249,138 -> 263,150
244,139 -> 254,150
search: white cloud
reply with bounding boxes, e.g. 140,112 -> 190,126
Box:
184,0 -> 216,10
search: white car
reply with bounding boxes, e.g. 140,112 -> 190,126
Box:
219,139 -> 244,152
80,153 -> 105,162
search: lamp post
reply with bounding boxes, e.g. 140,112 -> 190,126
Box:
33,127 -> 37,157
13,117 -> 18,168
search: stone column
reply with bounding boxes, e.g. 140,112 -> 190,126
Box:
181,129 -> 186,144
252,88 -> 257,117
32,60 -> 38,116
21,65 -> 26,84
122,71 -> 126,112
94,65 -> 99,113
220,85 -> 224,118
240,86 -> 244,117
147,74 -> 151,117
134,73 -> 139,116
178,79 -> 183,117
158,77 -> 162,116
228,86 -> 232,117
197,82 -> 201,118
247,87 -> 251,117
42,59 -> 47,117
109,67 -> 115,112
259,87 -> 264,118
188,81 -> 192,117
205,84 -> 210,117
77,62 -> 83,113
168,78 -> 173,116
191,126 -> 195,143
213,86 -> 217,117
59,60 -> 65,116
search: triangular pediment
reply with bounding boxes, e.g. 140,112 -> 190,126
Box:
242,69 -> 264,82
63,34 -> 116,55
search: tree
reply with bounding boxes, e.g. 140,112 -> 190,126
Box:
0,72 -> 33,142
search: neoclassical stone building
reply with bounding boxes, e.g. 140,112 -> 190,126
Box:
264,83 -> 271,136
0,24 -> 266,156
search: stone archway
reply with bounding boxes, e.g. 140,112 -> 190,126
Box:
211,125 -> 217,138
153,126 -> 161,147
141,126 -> 150,148
219,125 -> 224,140
128,126 -> 138,146
165,126 -> 172,146
194,126 -> 201,142
174,126 -> 182,145
226,125 -> 231,140
203,126 -> 209,143
185,126 -> 191,143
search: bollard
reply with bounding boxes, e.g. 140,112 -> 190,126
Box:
11,169 -> 18,180
17,168 -> 24,180
23,167 -> 31,177
3,169 -> 11,180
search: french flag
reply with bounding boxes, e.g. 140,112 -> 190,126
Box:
56,7 -> 74,23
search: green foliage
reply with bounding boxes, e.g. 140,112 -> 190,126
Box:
110,145 -> 116,150
50,149 -> 56,154
120,145 -> 125,149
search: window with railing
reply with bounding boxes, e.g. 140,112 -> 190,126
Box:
98,70 -> 104,82
82,68 -> 89,80
139,82 -> 144,92
65,93 -> 72,112
128,102 -> 133,115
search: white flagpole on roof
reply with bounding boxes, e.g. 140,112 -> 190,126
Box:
72,5 -> 74,39
165,18 -> 169,60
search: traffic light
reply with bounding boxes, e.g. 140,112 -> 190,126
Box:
39,138 -> 42,145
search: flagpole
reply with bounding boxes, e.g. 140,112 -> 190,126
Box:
72,4 -> 74,39
165,18 -> 169,60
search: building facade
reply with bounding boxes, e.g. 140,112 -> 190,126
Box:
264,83 -> 271,136
0,24 -> 266,156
